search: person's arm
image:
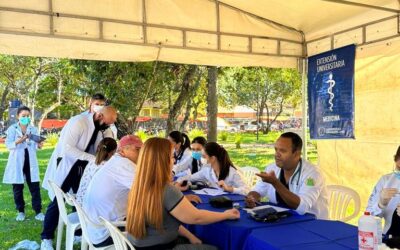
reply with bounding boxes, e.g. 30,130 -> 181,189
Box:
173,149 -> 193,174
366,176 -> 387,216
170,196 -> 240,225
178,225 -> 202,244
256,171 -> 300,209
63,118 -> 95,162
5,126 -> 20,150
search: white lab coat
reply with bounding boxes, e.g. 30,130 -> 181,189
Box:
2,123 -> 40,184
184,165 -> 249,195
252,159 -> 329,219
43,113 -> 113,199
366,173 -> 400,234
172,148 -> 192,174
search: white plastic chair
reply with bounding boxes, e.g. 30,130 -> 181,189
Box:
99,217 -> 135,250
240,166 -> 260,188
326,185 -> 361,222
66,193 -> 115,250
48,180 -> 80,250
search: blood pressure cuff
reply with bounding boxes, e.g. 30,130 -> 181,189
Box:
250,207 -> 291,222
209,196 -> 233,208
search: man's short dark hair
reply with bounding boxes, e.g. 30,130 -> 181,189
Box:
394,146 -> 400,161
91,93 -> 106,101
280,132 -> 303,153
17,106 -> 31,115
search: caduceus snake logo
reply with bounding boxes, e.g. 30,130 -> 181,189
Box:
326,73 -> 335,111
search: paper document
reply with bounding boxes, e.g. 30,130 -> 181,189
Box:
244,204 -> 289,214
192,188 -> 227,196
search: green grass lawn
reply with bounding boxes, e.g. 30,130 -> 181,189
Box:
0,132 -> 318,249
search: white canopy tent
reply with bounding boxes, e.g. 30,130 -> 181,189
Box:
1,0 -> 400,215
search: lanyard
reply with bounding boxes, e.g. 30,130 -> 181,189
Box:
290,159 -> 302,186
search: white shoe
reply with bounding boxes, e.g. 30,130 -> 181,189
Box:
16,212 -> 25,221
73,235 -> 82,245
40,239 -> 54,250
35,212 -> 45,221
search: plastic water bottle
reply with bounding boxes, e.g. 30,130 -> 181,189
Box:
358,211 -> 378,250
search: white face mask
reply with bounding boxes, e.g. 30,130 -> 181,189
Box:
200,157 -> 208,165
92,105 -> 104,113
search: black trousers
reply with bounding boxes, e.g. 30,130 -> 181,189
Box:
41,160 -> 88,240
12,148 -> 42,214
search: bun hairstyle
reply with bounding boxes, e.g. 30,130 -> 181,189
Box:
168,131 -> 190,162
95,137 -> 117,165
204,142 -> 235,180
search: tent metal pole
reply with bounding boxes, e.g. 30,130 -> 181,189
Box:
301,58 -> 308,160
322,0 -> 400,14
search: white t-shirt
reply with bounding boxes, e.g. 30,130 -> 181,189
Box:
76,161 -> 105,206
83,154 -> 135,244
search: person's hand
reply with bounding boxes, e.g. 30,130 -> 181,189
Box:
185,194 -> 202,204
256,171 -> 278,185
218,180 -> 233,193
188,234 -> 202,244
245,195 -> 257,208
397,203 -> 400,217
16,134 -> 28,145
38,141 -> 44,149
223,208 -> 240,220
379,188 -> 398,208
174,181 -> 189,191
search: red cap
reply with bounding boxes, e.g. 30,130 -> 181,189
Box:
118,135 -> 143,150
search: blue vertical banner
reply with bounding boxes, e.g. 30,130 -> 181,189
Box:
308,44 -> 355,139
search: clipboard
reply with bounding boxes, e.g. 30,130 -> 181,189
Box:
28,134 -> 46,143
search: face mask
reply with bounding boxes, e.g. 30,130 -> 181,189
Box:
200,157 -> 208,165
394,169 -> 400,179
19,117 -> 31,126
192,151 -> 202,161
92,105 -> 104,113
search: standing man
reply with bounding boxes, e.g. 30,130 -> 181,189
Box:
245,132 -> 329,219
42,93 -> 116,198
40,106 -> 117,250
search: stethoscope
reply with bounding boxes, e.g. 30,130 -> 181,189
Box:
290,159 -> 303,187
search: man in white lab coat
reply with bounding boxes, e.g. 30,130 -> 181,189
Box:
366,146 -> 400,238
245,132 -> 329,219
42,93 -> 116,198
40,106 -> 117,250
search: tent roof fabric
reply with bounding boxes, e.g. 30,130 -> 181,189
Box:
1,0 -> 399,67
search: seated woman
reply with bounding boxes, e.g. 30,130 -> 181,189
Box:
168,131 -> 192,176
178,142 -> 249,195
126,138 -> 240,250
366,146 -> 400,238
76,137 -> 117,206
190,136 -> 208,174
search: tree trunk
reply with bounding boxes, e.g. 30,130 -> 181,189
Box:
179,99 -> 192,131
0,83 -> 11,121
166,65 -> 197,134
38,74 -> 63,133
38,102 -> 61,133
207,66 -> 218,142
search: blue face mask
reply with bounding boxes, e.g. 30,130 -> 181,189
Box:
192,151 -> 202,161
19,117 -> 31,126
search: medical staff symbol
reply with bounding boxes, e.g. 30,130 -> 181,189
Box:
306,177 -> 315,186
326,72 -> 335,112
